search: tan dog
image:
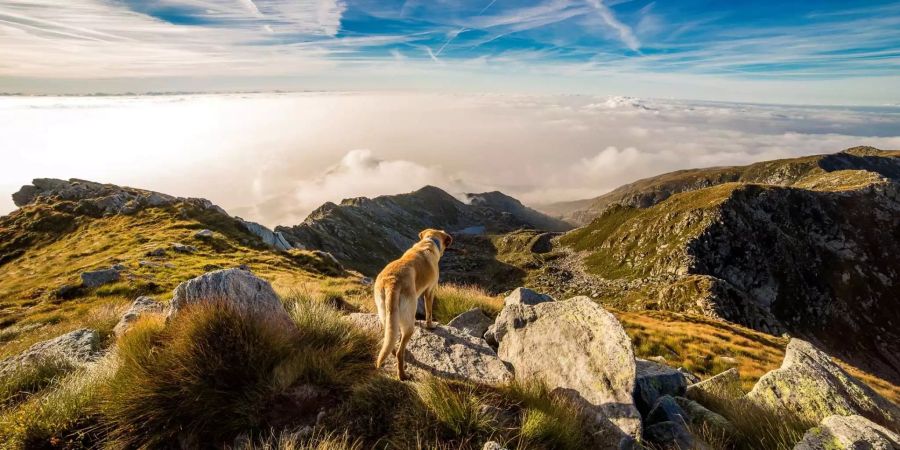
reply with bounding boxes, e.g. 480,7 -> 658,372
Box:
374,228 -> 452,380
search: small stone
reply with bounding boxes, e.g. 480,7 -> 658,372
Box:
194,229 -> 214,238
80,268 -> 121,288
171,243 -> 197,253
482,441 -> 508,450
146,248 -> 166,257
111,263 -> 127,271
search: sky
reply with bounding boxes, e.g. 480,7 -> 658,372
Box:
1,0 -> 899,104
2,92 -> 899,227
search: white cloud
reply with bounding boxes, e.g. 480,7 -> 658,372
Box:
586,0 -> 640,51
1,92 -> 898,225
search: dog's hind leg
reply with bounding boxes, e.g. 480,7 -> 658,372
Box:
375,286 -> 399,370
396,320 -> 414,380
423,285 -> 436,329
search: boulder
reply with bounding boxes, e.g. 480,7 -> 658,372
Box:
345,313 -> 511,385
686,367 -> 743,404
747,339 -> 900,431
166,269 -> 292,326
194,229 -> 214,238
80,267 -> 121,288
146,248 -> 167,257
634,358 -> 688,415
493,296 -> 641,446
646,395 -> 688,426
674,396 -> 738,440
447,308 -> 493,339
794,415 -> 900,450
643,421 -> 694,450
503,287 -> 554,306
114,296 -> 164,337
0,329 -> 100,376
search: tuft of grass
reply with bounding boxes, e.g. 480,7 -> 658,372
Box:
232,429 -> 363,450
432,284 -> 503,323
98,302 -> 298,448
0,356 -> 74,408
415,376 -> 491,439
498,379 -> 585,450
706,398 -> 812,450
0,355 -> 116,449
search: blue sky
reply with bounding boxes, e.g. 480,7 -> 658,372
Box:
0,0 -> 899,103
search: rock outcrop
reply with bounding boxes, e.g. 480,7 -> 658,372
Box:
345,313 -> 511,384
492,296 -> 640,446
236,219 -> 294,251
166,268 -> 292,326
747,339 -> 900,431
0,328 -> 100,375
794,415 -> 900,450
11,178 -> 225,217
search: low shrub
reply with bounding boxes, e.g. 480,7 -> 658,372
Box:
433,284 -> 503,323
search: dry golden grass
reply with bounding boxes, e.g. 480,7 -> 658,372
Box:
0,206 -> 356,359
615,309 -> 900,403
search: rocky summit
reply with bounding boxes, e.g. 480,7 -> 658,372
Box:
276,185 -> 572,285
539,147 -> 900,385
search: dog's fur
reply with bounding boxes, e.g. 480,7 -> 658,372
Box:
374,228 -> 452,380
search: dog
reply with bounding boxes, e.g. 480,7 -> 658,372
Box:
374,228 -> 452,380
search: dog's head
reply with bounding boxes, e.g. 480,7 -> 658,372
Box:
419,228 -> 452,253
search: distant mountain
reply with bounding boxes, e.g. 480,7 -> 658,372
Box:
535,147 -> 900,384
543,146 -> 900,225
276,186 -> 571,278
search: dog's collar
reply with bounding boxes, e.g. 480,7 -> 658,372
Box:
429,236 -> 443,252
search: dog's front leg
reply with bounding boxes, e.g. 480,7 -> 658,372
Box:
424,285 -> 436,329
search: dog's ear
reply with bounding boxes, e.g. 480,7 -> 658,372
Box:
442,232 -> 453,248
418,229 -> 428,240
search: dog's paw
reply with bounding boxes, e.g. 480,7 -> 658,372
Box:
424,321 -> 436,330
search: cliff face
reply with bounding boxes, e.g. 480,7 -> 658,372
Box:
546,148 -> 900,384
546,147 -> 900,225
276,186 -> 572,277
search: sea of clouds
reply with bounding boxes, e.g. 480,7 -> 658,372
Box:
1,92 -> 898,226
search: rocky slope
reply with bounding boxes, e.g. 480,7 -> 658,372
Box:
545,146 -> 900,225
539,147 -> 900,385
276,186 -> 571,280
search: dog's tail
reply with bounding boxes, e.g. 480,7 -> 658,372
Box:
376,283 -> 400,369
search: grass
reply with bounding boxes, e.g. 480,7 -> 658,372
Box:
0,355 -> 74,409
233,430 -> 363,450
0,204 -> 358,360
432,284 -> 504,323
415,377 -> 492,438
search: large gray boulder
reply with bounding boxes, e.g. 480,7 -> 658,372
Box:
166,268 -> 292,326
114,296 -> 164,337
747,339 -> 900,431
794,415 -> 900,450
0,329 -> 100,376
634,358 -> 688,415
81,267 -> 121,288
504,287 -> 554,306
345,313 -> 511,385
493,296 -> 641,447
447,308 -> 493,339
